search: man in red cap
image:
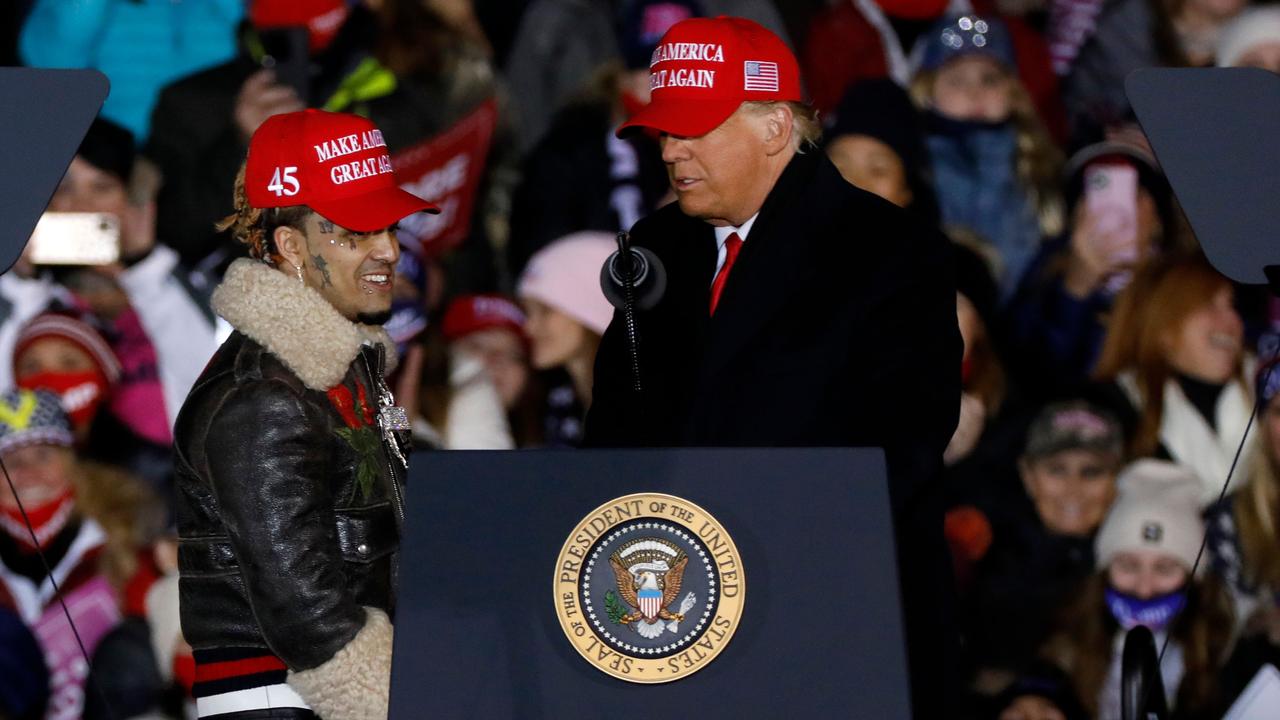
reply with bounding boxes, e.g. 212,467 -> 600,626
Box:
584,16 -> 961,717
172,109 -> 436,720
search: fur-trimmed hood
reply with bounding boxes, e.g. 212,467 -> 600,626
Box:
212,259 -> 397,391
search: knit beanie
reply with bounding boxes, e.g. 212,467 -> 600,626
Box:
0,389 -> 75,455
13,311 -> 122,384
77,117 -> 136,184
1095,460 -> 1204,571
1216,5 -> 1280,67
517,232 -> 617,335
920,15 -> 1016,74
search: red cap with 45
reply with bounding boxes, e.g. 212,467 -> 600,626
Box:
245,109 -> 439,232
618,16 -> 802,138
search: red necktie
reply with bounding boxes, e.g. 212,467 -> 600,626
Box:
709,232 -> 743,315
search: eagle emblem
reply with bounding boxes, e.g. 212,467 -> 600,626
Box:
606,538 -> 697,639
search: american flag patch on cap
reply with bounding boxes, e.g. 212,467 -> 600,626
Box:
743,61 -> 779,91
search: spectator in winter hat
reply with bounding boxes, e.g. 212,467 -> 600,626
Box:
32,117 -> 217,442
1216,5 -> 1280,72
516,232 -> 616,448
0,388 -> 157,720
912,14 -> 1064,298
1042,459 -> 1233,719
13,310 -> 122,441
825,78 -> 939,227
1004,140 -> 1177,402
518,232 -> 616,405
442,294 -> 532,411
957,400 -> 1122,688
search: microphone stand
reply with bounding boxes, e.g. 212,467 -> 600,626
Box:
1121,626 -> 1169,720
615,231 -> 644,394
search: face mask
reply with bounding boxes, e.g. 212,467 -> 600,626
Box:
18,371 -> 109,431
1105,585 -> 1188,632
0,488 -> 75,552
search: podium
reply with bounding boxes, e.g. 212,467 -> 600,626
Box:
390,448 -> 911,719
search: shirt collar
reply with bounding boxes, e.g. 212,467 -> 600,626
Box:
714,213 -> 759,250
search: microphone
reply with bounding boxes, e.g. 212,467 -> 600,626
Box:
600,234 -> 666,311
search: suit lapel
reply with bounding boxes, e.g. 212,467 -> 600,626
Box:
701,153 -> 821,375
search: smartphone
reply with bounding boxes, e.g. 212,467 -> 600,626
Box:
1084,163 -> 1139,263
259,26 -> 311,101
28,212 -> 121,266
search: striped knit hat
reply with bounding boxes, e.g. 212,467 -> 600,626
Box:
13,311 -> 121,383
0,389 -> 74,455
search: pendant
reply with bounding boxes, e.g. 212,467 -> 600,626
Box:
378,405 -> 411,433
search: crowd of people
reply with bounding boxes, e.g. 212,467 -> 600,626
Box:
3,0 -> 1280,718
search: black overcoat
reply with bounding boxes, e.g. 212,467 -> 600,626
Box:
585,149 -> 963,716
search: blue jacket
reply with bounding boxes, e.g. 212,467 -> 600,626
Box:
19,0 -> 243,140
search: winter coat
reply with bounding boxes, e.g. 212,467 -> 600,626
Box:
1002,240 -> 1112,400
1087,371 -> 1254,505
173,259 -> 407,718
584,149 -> 962,717
802,0 -> 1067,140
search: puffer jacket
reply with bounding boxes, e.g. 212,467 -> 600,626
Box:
173,259 -> 407,718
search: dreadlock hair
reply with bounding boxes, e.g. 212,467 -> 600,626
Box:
216,162 -> 312,264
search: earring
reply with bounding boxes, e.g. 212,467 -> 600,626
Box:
294,264 -> 304,283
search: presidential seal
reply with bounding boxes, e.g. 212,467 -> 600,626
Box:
554,493 -> 744,683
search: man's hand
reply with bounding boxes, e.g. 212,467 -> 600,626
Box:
234,70 -> 306,144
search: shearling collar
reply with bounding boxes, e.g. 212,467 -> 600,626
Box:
212,259 -> 398,391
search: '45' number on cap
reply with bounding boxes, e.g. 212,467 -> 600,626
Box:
269,167 -> 300,197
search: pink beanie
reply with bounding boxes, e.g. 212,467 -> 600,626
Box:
517,232 -> 616,335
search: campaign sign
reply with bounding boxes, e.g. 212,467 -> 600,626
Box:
391,98 -> 497,256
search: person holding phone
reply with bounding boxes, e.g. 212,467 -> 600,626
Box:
2,118 -> 218,453
1003,141 -> 1176,401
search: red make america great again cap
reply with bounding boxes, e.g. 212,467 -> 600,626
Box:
246,109 -> 439,232
618,16 -> 802,138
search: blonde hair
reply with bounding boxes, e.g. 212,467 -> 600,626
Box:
1235,428 -> 1280,590
216,162 -> 311,264
743,101 -> 822,152
911,68 -> 1064,238
73,459 -> 164,591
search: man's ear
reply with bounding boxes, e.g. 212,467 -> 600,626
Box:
274,225 -> 306,272
762,103 -> 794,157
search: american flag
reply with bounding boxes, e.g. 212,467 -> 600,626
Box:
743,61 -> 779,92
638,587 -> 663,620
